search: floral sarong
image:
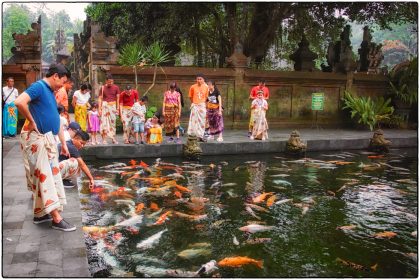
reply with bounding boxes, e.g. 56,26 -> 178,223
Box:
121,106 -> 133,142
164,104 -> 180,136
187,103 -> 206,138
74,104 -> 88,131
207,106 -> 224,136
251,108 -> 268,140
20,129 -> 79,217
3,102 -> 17,136
100,101 -> 117,138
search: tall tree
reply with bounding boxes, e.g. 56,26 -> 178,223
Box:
2,4 -> 34,62
86,2 -> 417,68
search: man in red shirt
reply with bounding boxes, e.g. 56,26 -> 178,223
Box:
249,79 -> 269,136
98,74 -> 120,144
119,85 -> 139,144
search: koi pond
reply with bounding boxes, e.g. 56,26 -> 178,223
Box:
81,148 -> 418,277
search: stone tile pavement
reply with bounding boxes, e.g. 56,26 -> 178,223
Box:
2,139 -> 91,277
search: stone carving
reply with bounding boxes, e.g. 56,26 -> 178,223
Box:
358,26 -> 372,72
322,25 -> 356,73
226,42 -> 250,68
91,23 -> 119,63
368,43 -> 384,74
54,29 -> 71,64
285,130 -> 307,155
183,135 -> 203,160
289,35 -> 318,71
9,16 -> 41,64
369,129 -> 391,152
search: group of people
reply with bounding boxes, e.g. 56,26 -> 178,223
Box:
6,63 -> 270,233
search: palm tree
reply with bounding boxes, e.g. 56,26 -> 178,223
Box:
143,41 -> 172,96
118,42 -> 146,90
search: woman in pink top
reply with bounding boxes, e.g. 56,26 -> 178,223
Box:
162,82 -> 181,142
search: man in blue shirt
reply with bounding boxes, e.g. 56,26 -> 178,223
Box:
15,64 -> 77,232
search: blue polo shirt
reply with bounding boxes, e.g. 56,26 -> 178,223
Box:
25,80 -> 60,135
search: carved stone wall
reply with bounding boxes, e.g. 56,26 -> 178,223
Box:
108,66 -> 389,129
74,17 -> 119,95
3,16 -> 42,90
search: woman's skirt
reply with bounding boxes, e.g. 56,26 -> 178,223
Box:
74,104 -> 88,131
164,103 -> 180,136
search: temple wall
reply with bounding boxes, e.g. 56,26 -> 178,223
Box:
106,66 -> 389,128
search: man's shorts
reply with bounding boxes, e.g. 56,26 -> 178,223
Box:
133,122 -> 145,133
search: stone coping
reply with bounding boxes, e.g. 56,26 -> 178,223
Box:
80,129 -> 418,160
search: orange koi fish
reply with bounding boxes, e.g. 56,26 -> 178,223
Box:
154,211 -> 172,225
175,184 -> 192,193
266,195 -> 277,207
336,258 -> 377,271
150,202 -> 160,211
139,161 -> 149,168
373,231 -> 397,239
129,159 -> 137,166
173,190 -> 182,198
252,192 -> 274,204
218,256 -> 263,269
135,203 -> 145,214
368,155 -> 384,159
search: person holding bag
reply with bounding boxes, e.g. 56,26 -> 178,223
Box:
2,77 -> 19,138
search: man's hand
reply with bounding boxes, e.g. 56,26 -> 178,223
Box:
60,142 -> 70,158
98,109 -> 102,117
26,120 -> 40,135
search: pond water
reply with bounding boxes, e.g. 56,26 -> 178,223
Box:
80,148 -> 418,277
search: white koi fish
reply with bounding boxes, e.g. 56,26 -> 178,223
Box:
115,214 -> 143,227
239,224 -> 275,233
136,229 -> 168,250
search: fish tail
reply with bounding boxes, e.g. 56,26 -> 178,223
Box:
256,260 -> 264,269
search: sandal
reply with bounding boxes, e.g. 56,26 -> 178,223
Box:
124,140 -> 130,144
217,137 -> 223,142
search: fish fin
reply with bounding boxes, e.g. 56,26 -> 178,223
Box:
256,260 -> 264,269
370,263 -> 378,271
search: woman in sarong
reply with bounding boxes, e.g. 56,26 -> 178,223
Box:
98,74 -> 120,144
72,83 -> 91,131
2,77 -> 19,137
162,82 -> 181,143
251,90 -> 269,140
206,80 -> 224,142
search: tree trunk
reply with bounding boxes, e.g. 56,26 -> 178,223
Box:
144,64 -> 158,96
225,3 -> 238,52
244,3 -> 291,64
194,16 -> 204,67
134,66 -> 138,91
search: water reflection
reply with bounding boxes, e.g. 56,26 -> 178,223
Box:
81,149 -> 418,277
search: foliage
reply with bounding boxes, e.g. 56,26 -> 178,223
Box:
342,91 -> 394,131
389,57 -> 418,106
143,41 -> 172,95
146,106 -> 157,119
86,2 -> 417,68
118,42 -> 146,90
2,4 -> 33,62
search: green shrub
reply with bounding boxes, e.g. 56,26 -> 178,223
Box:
342,91 -> 394,131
